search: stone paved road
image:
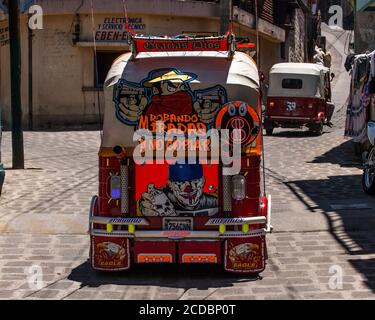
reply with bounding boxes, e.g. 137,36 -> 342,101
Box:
0,131 -> 100,234
0,232 -> 375,300
1,25 -> 375,301
1,112 -> 375,300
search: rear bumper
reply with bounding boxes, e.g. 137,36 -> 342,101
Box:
89,216 -> 269,240
90,236 -> 267,273
265,116 -> 325,128
266,115 -> 321,122
89,196 -> 273,274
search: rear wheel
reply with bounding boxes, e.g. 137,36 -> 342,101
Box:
309,122 -> 323,136
266,128 -> 274,136
363,149 -> 375,195
264,121 -> 274,136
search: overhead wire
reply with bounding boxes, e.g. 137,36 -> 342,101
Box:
90,0 -> 103,140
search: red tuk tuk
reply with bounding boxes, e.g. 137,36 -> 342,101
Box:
89,34 -> 272,275
265,63 -> 335,135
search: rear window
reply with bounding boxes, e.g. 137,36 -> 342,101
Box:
282,79 -> 303,89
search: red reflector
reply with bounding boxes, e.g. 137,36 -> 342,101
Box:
137,254 -> 172,263
237,43 -> 256,49
182,254 -> 217,264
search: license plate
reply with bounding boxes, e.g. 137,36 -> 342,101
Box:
286,101 -> 297,111
163,218 -> 193,231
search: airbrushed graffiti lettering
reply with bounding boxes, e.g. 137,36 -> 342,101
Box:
113,69 -> 262,217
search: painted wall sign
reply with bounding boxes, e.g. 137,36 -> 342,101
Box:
95,17 -> 146,42
0,20 -> 9,47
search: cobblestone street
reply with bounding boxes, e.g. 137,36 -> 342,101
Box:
1,0 -> 375,303
1,103 -> 375,299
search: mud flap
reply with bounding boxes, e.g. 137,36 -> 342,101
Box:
90,236 -> 131,271
224,236 -> 266,274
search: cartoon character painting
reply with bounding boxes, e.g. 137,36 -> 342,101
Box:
114,68 -> 227,130
142,69 -> 196,116
138,164 -> 218,217
114,68 -> 226,217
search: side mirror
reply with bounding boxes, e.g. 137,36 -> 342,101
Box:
330,73 -> 335,82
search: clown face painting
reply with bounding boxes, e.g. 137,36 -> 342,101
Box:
168,177 -> 205,209
167,164 -> 206,209
139,164 -> 218,217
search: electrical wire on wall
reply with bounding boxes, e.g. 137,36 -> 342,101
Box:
254,0 -> 260,67
121,0 -> 131,34
252,0 -> 266,195
88,0 -> 131,139
68,0 -> 84,46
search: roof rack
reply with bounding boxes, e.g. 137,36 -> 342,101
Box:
130,32 -> 244,59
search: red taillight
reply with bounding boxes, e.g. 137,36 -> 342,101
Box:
138,254 -> 172,263
261,196 -> 268,216
182,255 -> 217,264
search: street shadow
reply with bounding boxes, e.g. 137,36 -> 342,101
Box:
309,139 -> 362,169
268,129 -> 328,139
3,167 -> 43,171
285,175 -> 375,256
349,258 -> 375,293
67,260 -> 260,291
266,136 -> 375,293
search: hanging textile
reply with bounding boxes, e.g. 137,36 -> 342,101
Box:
345,53 -> 373,143
369,51 -> 375,120
369,50 -> 375,94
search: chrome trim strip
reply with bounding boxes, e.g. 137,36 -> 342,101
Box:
266,194 -> 274,233
270,116 -> 311,120
222,174 -> 232,213
121,164 -> 129,214
91,229 -> 134,237
88,196 -> 98,234
135,230 -> 219,239
221,230 -> 266,238
90,228 -> 267,239
90,216 -> 149,226
205,217 -> 266,226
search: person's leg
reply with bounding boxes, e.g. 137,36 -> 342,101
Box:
327,103 -> 335,125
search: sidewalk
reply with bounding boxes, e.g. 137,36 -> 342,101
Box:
0,131 -> 100,234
